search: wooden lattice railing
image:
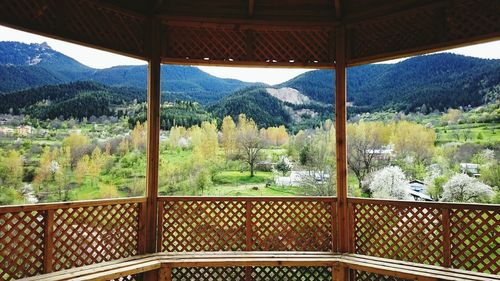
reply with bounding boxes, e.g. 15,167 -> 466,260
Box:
157,197 -> 337,252
0,198 -> 145,280
1,196 -> 498,280
349,198 -> 500,276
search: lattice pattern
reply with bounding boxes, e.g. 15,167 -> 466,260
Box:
252,266 -> 332,280
0,0 -> 59,30
352,202 -> 443,265
160,199 -> 335,252
169,266 -> 332,281
0,0 -> 145,58
164,26 -> 248,61
162,25 -> 334,65
445,0 -> 500,41
253,29 -> 333,63
161,200 -> 247,252
0,210 -> 45,280
450,208 -> 499,274
172,267 -> 246,281
109,274 -> 142,281
250,200 -> 334,251
351,270 -> 410,281
65,0 -> 145,55
52,203 -> 140,271
349,7 -> 440,60
349,0 -> 500,63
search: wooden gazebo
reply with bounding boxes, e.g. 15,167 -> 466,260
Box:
0,0 -> 499,280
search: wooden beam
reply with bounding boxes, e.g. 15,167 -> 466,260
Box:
43,209 -> 54,273
335,26 -> 349,260
248,0 -> 255,17
334,0 -> 342,19
145,17 -> 161,255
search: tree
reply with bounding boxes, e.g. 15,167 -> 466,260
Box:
131,121 -> 147,151
62,132 -> 91,167
196,170 -> 212,195
221,116 -> 237,160
74,155 -> 90,185
100,183 -> 119,198
480,164 -> 499,188
118,138 -> 130,155
298,123 -> 336,196
347,121 -> 390,193
190,121 -> 218,162
392,121 -> 435,164
275,156 -> 292,176
441,108 -> 461,125
441,173 -> 494,203
369,166 -> 411,200
88,146 -> 104,187
2,150 -> 24,189
236,114 -> 264,177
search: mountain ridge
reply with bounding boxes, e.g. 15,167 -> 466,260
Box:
0,41 -> 254,103
1,41 -> 499,125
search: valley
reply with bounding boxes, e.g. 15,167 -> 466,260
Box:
0,41 -> 498,205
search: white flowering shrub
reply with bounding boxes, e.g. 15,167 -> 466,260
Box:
369,166 -> 411,200
441,173 -> 494,203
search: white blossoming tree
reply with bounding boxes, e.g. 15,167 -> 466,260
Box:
369,166 -> 411,200
441,173 -> 494,203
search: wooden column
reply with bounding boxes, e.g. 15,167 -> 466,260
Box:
43,209 -> 54,273
145,17 -> 161,255
335,25 -> 350,280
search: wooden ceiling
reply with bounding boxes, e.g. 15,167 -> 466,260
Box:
0,0 -> 498,68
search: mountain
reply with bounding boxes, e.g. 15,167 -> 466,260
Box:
208,87 -> 292,128
1,41 -> 499,118
278,54 -> 500,112
0,41 -> 253,104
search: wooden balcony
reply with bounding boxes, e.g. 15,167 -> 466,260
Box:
0,1 -> 499,280
1,196 -> 498,280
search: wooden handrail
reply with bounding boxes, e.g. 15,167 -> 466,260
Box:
348,197 -> 500,211
158,196 -> 337,202
0,197 -> 147,213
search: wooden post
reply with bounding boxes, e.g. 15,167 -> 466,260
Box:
348,202 -> 355,253
335,26 -> 348,253
138,202 -> 148,254
245,201 -> 252,281
332,264 -> 348,281
145,17 -> 161,255
159,266 -> 172,281
43,209 -> 54,273
335,25 -> 349,281
157,200 -> 164,252
442,208 -> 451,267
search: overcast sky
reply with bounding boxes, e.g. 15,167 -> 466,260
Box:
1,25 -> 499,85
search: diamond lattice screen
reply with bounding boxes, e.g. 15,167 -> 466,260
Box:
450,208 -> 499,274
352,201 -> 444,265
159,198 -> 336,252
52,202 -> 141,271
351,200 -> 499,274
0,210 -> 45,280
169,266 -> 332,281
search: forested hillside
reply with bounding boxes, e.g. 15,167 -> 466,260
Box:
0,42 -> 254,103
208,87 -> 292,128
0,81 -> 145,119
279,54 -> 500,112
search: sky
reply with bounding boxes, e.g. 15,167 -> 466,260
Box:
1,25 -> 499,85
